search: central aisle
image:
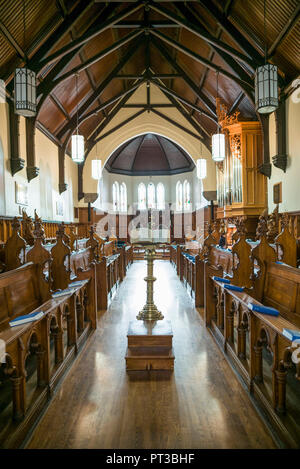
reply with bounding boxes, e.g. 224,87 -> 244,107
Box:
26,261 -> 276,449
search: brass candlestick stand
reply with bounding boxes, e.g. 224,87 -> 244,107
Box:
125,242 -> 174,371
136,244 -> 164,321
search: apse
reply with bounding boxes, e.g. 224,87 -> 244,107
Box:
104,133 -> 195,176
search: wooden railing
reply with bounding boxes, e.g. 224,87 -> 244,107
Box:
0,215 -> 90,245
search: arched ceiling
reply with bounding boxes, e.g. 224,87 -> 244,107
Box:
105,132 -> 195,175
0,0 -> 299,159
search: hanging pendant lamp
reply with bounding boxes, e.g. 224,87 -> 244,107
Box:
212,72 -> 225,162
14,0 -> 36,117
197,144 -> 207,179
71,73 -> 84,163
255,0 -> 278,114
92,141 -> 102,179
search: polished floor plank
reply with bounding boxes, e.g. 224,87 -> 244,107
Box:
25,261 -> 276,449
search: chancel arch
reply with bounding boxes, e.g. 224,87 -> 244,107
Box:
1,0 -> 300,451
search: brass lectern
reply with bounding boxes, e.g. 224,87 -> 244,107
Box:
125,242 -> 174,371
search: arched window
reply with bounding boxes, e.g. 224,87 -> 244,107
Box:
183,180 -> 191,211
138,183 -> 146,210
176,181 -> 183,212
120,182 -> 127,213
112,181 -> 120,211
157,183 -> 165,210
147,182 -> 155,209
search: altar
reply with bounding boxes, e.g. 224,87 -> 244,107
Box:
129,227 -> 170,244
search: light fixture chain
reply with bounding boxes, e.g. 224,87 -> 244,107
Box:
264,0 -> 267,63
23,0 -> 26,56
76,73 -> 79,135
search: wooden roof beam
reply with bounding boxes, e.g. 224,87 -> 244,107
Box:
49,93 -> 71,121
56,0 -> 68,18
116,74 -> 182,80
148,1 -> 258,70
176,3 -> 254,83
0,21 -> 27,60
180,2 -> 248,119
29,0 -> 97,72
112,20 -> 180,28
151,109 -> 203,141
57,39 -> 144,140
94,110 -> 146,145
195,0 -> 264,65
84,89 -> 146,161
45,29 -> 144,93
35,5 -> 120,116
150,29 -> 255,99
78,80 -> 146,127
4,0 -> 107,90
268,3 -> 300,58
150,78 -> 217,123
37,2 -> 144,71
149,66 -> 210,141
150,36 -> 217,118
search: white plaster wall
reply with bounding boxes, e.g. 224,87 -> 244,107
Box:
268,88 -> 300,213
0,102 -> 78,221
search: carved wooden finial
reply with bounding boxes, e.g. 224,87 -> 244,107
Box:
12,216 -> 21,232
57,223 -> 65,238
281,212 -> 289,229
256,209 -> 268,240
51,222 -> 71,291
235,217 -> 246,236
216,97 -> 240,128
4,217 -> 26,271
219,220 -> 226,235
33,220 -> 44,240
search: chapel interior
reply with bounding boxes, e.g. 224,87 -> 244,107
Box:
0,0 -> 299,451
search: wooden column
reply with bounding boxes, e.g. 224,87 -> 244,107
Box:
25,117 -> 39,182
58,146 -> 68,194
275,363 -> 287,414
258,113 -> 272,178
9,101 -> 24,176
272,98 -> 287,172
11,372 -> 24,421
78,164 -> 84,201
254,341 -> 263,383
237,323 -> 247,359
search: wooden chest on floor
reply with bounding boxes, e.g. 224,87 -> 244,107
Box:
125,320 -> 175,371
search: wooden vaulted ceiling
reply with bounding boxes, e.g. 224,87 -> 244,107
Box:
0,0 -> 299,158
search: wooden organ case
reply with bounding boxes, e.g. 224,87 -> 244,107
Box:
215,99 -> 267,240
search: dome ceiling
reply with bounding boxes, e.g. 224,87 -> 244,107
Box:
105,133 -> 195,176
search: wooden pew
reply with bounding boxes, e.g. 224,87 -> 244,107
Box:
170,225 -> 220,307
83,227 -> 131,311
204,229 -> 300,448
124,244 -> 133,270
0,219 -> 97,448
0,261 -> 96,449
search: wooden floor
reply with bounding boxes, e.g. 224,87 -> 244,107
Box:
25,261 -> 276,449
